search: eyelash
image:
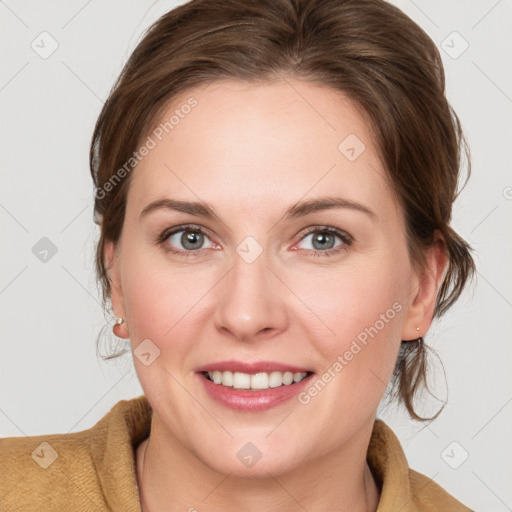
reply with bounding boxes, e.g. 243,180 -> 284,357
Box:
157,223 -> 353,259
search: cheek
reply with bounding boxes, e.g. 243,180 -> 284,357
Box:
290,264 -> 408,425
120,245 -> 219,356
290,254 -> 409,368
120,247 -> 183,339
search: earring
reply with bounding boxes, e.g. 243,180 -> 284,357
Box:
113,317 -> 127,338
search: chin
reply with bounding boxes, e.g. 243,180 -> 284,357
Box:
198,448 -> 302,480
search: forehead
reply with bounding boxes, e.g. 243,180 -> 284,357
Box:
127,78 -> 393,219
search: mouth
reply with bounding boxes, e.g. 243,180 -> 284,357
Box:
200,370 -> 312,390
195,361 -> 315,411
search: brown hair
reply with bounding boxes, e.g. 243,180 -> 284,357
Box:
90,0 -> 475,421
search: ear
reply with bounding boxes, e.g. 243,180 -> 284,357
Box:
104,240 -> 129,338
401,231 -> 448,341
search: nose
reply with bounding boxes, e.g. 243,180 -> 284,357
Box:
213,247 -> 289,342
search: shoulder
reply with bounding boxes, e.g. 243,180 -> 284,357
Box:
0,428 -> 104,510
368,419 -> 475,511
0,395 -> 151,511
408,468 -> 475,511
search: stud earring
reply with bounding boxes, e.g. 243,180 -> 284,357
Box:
113,317 -> 127,338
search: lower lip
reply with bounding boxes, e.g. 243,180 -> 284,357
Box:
197,373 -> 313,411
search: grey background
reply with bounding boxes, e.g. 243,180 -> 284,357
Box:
1,1 -> 511,510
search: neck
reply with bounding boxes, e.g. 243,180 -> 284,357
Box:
136,415 -> 380,512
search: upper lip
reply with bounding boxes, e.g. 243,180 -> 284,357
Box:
195,360 -> 312,374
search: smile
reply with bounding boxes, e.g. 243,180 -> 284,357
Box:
202,370 -> 310,390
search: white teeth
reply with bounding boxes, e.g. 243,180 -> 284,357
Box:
222,371 -> 233,387
205,370 -> 308,390
250,372 -> 269,389
233,372 -> 251,389
283,372 -> 294,385
268,371 -> 283,388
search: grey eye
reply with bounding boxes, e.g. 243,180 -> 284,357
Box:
166,229 -> 214,251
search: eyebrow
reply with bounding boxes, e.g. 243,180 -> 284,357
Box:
140,198 -> 220,221
284,197 -> 376,220
139,196 -> 377,222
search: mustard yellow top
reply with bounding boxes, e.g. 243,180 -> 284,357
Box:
0,395 -> 474,511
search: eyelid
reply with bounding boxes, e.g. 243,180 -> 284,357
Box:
294,225 -> 352,243
158,223 -> 216,246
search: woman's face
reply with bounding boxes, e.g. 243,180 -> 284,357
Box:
107,78 -> 437,477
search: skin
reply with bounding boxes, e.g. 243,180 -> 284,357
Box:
105,78 -> 447,512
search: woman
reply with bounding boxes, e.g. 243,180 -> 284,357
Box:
0,0 -> 476,510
